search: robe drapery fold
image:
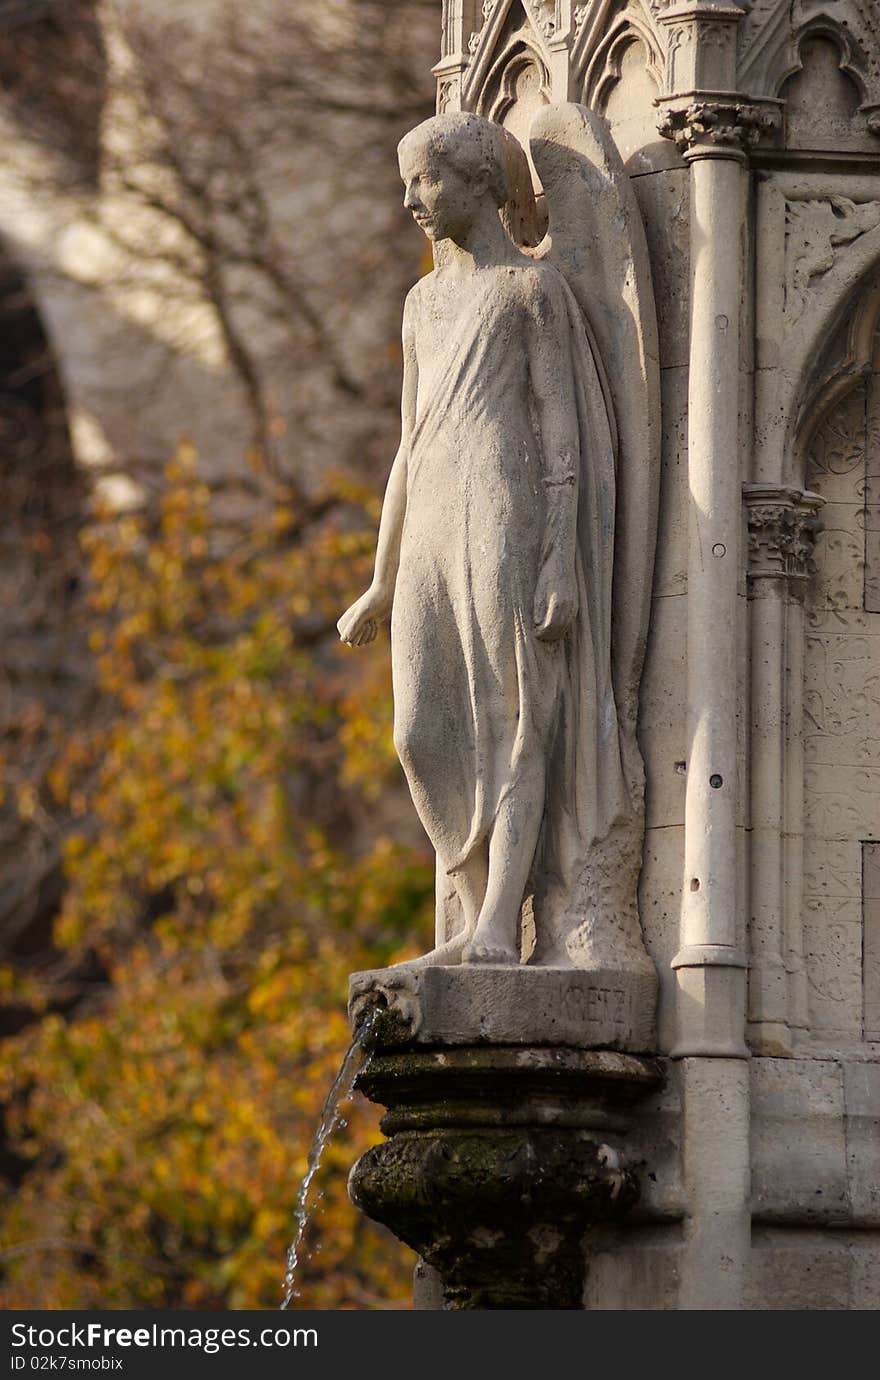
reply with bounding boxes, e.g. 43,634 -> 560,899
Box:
391,261 -> 627,945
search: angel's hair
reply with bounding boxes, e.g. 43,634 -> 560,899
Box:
399,113 -> 541,248
398,113 -> 513,208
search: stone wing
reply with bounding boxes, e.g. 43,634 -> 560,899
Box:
529,103 -> 661,803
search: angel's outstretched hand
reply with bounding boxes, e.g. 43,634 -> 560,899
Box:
337,587 -> 390,647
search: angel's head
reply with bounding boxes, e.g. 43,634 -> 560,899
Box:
397,113 -> 512,244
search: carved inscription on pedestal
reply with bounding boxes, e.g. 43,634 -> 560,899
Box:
559,982 -> 630,1034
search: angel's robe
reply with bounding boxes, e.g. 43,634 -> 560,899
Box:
391,259 -> 628,955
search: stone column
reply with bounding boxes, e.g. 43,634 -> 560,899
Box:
743,486 -> 824,1053
675,124 -> 751,1310
432,1 -> 483,112
655,5 -> 771,1059
670,138 -> 748,1057
655,1 -> 775,1310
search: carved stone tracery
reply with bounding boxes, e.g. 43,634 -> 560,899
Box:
738,0 -> 880,130
784,199 -> 880,326
524,0 -> 558,39
582,13 -> 665,111
438,0 -> 880,151
576,3 -> 665,108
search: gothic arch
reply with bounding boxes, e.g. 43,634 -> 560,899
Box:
461,0 -> 554,113
798,276 -> 880,1042
793,267 -> 880,485
739,4 -> 879,111
776,21 -> 869,105
582,16 -> 663,111
475,38 -> 552,126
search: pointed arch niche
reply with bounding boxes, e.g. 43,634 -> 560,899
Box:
476,40 -> 551,147
779,26 -> 870,153
582,20 -> 663,167
798,280 -> 880,1044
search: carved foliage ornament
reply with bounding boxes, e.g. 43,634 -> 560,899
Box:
657,100 -> 781,152
745,488 -> 824,582
525,0 -> 557,39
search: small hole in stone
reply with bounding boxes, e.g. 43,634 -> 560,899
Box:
690,878 -> 700,892
674,760 -> 686,775
712,543 -> 726,558
710,774 -> 723,789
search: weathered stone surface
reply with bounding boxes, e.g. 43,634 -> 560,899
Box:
640,594 -> 687,831
843,1062 -> 880,1222
349,963 -> 657,1054
746,1228 -> 880,1310
631,171 -> 690,371
639,825 -> 685,1053
751,1059 -> 849,1222
864,846 -> 880,1042
614,1059 -> 683,1222
802,374 -> 880,1046
351,1125 -> 638,1310
585,1226 -> 683,1311
356,1045 -> 663,1134
349,1040 -> 662,1310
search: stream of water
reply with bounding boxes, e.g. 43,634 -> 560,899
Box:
279,1008 -> 377,1309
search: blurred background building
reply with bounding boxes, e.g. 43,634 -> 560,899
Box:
0,0 -> 437,970
0,0 -> 438,1308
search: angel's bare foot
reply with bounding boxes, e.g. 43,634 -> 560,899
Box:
461,914 -> 519,966
462,939 -> 519,965
390,929 -> 472,969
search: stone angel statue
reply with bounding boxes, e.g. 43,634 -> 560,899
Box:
338,107 -> 660,980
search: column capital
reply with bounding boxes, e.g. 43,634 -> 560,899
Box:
654,1 -> 781,157
743,484 -> 824,585
657,97 -> 781,157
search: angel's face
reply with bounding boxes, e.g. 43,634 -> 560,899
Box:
398,142 -> 478,244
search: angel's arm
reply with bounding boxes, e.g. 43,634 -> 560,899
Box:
528,273 -> 580,639
368,296 -> 417,605
338,293 -> 418,645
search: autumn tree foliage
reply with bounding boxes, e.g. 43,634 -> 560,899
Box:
0,450 -> 434,1308
0,0 -> 437,1309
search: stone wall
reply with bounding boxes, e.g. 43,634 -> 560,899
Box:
431,0 -> 880,1310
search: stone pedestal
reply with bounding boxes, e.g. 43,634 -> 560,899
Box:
348,969 -> 662,1310
349,962 -> 657,1053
